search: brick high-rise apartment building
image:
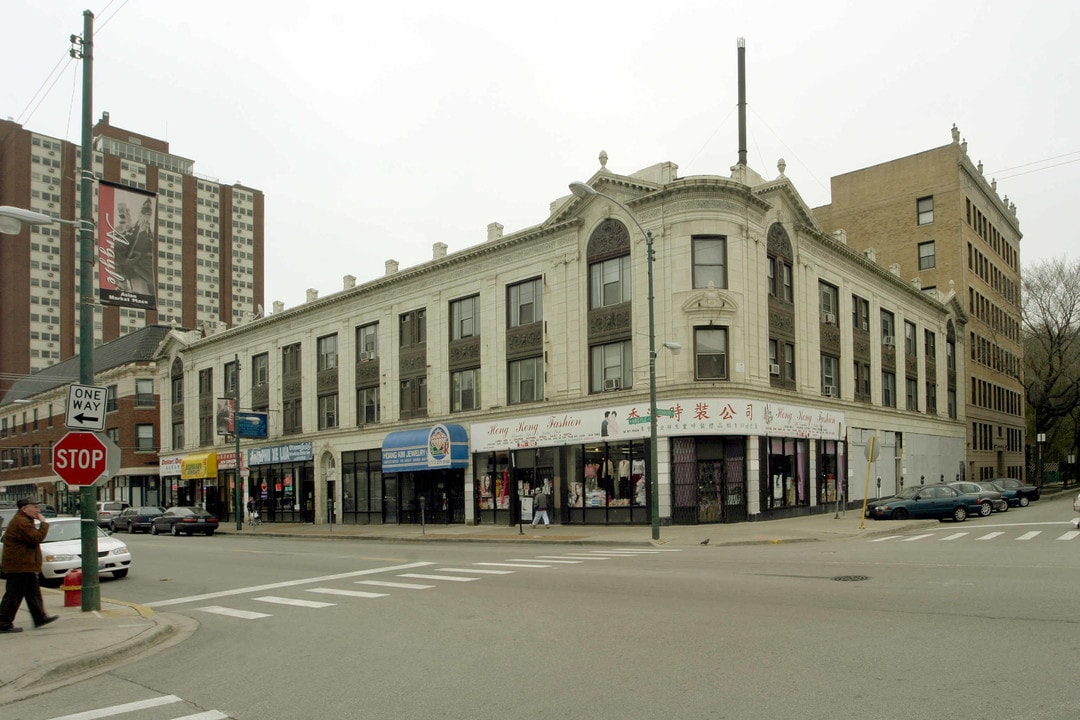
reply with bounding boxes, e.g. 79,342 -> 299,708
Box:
0,112 -> 264,394
813,125 -> 1025,482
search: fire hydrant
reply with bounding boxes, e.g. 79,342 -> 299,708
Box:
62,568 -> 82,607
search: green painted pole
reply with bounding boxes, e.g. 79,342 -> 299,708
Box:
235,354 -> 242,531
76,9 -> 100,612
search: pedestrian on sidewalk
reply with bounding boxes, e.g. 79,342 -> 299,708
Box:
531,490 -> 551,528
0,497 -> 58,633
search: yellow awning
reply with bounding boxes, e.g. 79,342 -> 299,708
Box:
180,453 -> 218,480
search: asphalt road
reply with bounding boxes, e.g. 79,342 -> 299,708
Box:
9,495 -> 1080,720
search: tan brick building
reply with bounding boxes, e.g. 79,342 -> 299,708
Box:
813,125 -> 1025,482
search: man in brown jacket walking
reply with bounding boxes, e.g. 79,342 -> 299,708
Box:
0,497 -> 58,633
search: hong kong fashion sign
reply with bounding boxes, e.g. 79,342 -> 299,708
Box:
470,398 -> 845,452
98,182 -> 158,310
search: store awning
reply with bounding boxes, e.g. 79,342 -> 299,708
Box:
181,452 -> 218,480
382,424 -> 469,473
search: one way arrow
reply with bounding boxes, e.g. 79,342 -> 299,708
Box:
73,412 -> 100,424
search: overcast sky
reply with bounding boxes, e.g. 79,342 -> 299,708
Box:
5,0 -> 1077,310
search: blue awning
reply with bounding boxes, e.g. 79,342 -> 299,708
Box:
382,424 -> 469,472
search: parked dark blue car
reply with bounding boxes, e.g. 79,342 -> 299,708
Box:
988,477 -> 1040,507
865,483 -> 971,522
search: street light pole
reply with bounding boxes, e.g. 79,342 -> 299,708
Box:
569,181 -> 662,540
234,353 -> 243,531
74,9 -> 100,612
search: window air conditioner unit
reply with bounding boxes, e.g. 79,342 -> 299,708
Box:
359,351 -> 375,361
822,312 -> 836,325
604,378 -> 622,391
823,385 -> 836,397
883,336 -> 895,347
769,363 -> 781,376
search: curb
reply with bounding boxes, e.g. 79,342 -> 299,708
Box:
0,605 -> 197,704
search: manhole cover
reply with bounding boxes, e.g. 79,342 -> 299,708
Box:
832,575 -> 869,582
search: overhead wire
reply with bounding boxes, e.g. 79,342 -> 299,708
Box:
11,0 -> 130,133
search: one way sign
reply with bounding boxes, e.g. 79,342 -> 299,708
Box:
65,383 -> 108,431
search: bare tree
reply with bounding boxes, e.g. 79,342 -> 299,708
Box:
1022,256 -> 1080,471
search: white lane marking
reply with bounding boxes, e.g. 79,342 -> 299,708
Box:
1057,531 -> 1080,540
475,562 -> 551,568
1016,531 -> 1041,540
399,573 -> 480,582
198,606 -> 272,620
612,548 -> 682,552
435,567 -> 513,575
869,536 -> 902,542
977,532 -> 1005,541
145,562 -> 435,608
355,580 -> 434,589
901,534 -> 935,542
514,558 -> 583,564
174,712 -> 229,720
550,555 -> 610,560
582,551 -> 638,556
939,533 -> 967,541
49,695 -> 183,720
254,596 -> 336,608
307,588 -> 388,598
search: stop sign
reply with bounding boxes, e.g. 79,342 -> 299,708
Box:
53,431 -> 109,487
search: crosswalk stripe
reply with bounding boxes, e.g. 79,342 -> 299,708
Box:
551,555 -> 610,559
307,588 -> 388,598
435,567 -> 513,575
173,712 -> 229,720
1057,531 -> 1080,540
145,561 -> 435,608
475,562 -> 551,568
198,606 -> 272,619
355,580 -> 434,589
1016,531 -> 1041,540
870,536 -> 901,542
49,695 -> 183,720
940,533 -> 967,541
901,534 -> 935,542
254,596 -> 335,608
399,573 -> 480,582
977,532 -> 1005,540
515,558 -> 583,564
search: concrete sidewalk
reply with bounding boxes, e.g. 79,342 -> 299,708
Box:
222,506 -> 912,546
0,592 -> 195,704
5,496 -> 1053,704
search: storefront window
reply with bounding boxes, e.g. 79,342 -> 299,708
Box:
817,439 -> 846,507
761,437 -> 809,512
340,449 -> 381,524
566,441 -> 648,525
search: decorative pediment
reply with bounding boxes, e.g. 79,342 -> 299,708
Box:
767,222 -> 793,258
681,286 -> 739,316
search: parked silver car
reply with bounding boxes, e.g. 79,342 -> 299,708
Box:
948,481 -> 1007,516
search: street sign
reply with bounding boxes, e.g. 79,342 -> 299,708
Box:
65,383 -> 107,431
53,431 -> 109,487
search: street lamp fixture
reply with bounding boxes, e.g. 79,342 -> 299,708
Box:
570,180 -> 665,541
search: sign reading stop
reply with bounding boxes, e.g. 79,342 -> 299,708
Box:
52,430 -> 110,487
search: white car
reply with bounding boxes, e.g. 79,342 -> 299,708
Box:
39,517 -> 132,587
